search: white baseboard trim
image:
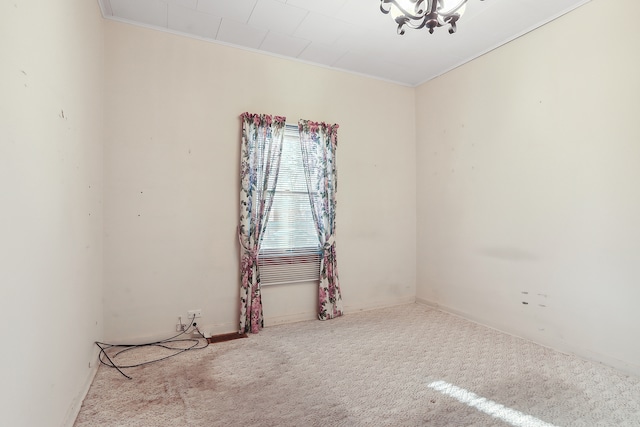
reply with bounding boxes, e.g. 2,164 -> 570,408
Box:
62,348 -> 100,427
264,296 -> 417,327
204,322 -> 239,336
344,296 -> 416,314
104,322 -> 238,344
264,311 -> 318,327
415,298 -> 640,378
415,297 -> 439,309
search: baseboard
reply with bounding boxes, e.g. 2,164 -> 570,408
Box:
202,321 -> 239,337
207,332 -> 247,344
264,311 -> 318,327
263,296 -> 417,327
415,298 -> 640,378
105,320 -> 239,344
415,297 -> 438,309
344,296 -> 416,314
62,348 -> 100,427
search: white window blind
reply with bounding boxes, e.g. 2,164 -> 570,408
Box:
258,124 -> 320,285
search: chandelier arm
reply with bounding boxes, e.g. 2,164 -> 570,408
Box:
398,16 -> 431,31
438,3 -> 463,33
445,15 -> 459,34
381,0 -> 435,20
395,14 -> 435,35
381,0 -> 483,35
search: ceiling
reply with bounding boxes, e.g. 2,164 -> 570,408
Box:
97,0 -> 590,86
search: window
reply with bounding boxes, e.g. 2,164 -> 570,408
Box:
258,124 -> 320,285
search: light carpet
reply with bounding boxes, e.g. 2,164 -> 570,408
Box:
74,304 -> 640,426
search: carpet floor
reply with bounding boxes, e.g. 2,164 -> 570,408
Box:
74,304 -> 640,426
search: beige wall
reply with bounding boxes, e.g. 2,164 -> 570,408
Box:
103,21 -> 416,341
0,1 -> 104,426
6,1 -> 639,422
416,0 -> 640,375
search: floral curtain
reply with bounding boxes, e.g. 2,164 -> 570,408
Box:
239,112 -> 286,333
298,119 -> 343,320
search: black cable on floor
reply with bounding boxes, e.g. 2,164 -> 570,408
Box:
95,316 -> 209,379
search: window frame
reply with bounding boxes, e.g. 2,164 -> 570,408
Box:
257,123 -> 321,286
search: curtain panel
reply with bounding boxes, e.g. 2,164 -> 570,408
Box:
238,112 -> 286,334
299,119 -> 344,320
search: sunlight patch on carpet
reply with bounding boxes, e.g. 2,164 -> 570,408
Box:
428,380 -> 558,427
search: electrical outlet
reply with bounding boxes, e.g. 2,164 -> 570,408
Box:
188,309 -> 202,318
176,315 -> 188,332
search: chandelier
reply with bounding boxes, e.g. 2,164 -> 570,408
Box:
380,0 -> 482,35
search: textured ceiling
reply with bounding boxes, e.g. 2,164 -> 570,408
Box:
98,0 -> 591,86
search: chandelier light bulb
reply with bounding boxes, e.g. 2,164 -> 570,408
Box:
389,0 -> 423,20
388,4 -> 403,20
